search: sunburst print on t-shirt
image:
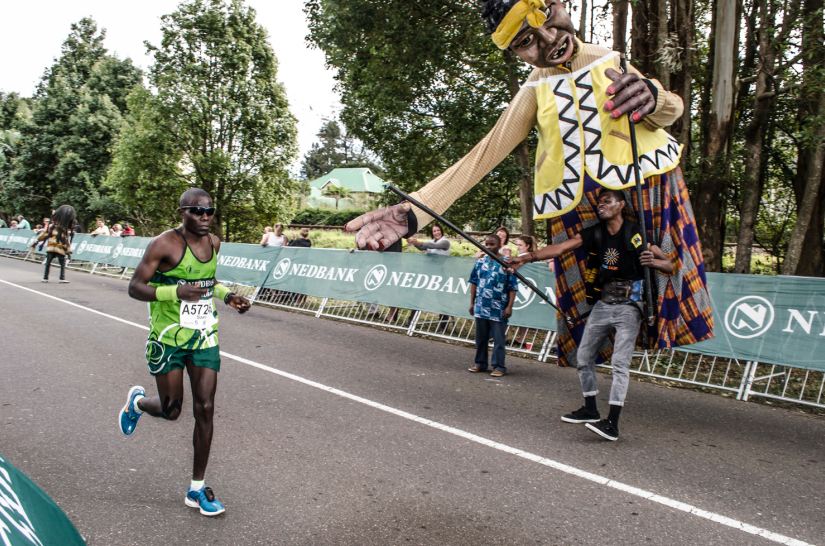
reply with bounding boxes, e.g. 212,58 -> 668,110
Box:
604,247 -> 620,266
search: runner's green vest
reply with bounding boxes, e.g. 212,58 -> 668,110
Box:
148,234 -> 219,349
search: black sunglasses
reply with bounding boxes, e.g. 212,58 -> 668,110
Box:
181,206 -> 216,216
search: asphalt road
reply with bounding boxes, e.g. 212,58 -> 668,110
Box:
1,257 -> 823,546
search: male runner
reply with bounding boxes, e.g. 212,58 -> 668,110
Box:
118,188 -> 250,516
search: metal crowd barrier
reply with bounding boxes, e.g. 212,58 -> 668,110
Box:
4,248 -> 824,412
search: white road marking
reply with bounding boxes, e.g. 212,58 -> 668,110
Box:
0,277 -> 812,546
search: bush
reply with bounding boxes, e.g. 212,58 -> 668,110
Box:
291,208 -> 330,225
324,209 -> 366,226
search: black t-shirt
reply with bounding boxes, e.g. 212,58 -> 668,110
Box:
581,222 -> 644,283
288,237 -> 312,248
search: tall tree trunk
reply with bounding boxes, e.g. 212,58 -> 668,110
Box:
504,51 -> 535,238
695,0 -> 738,271
669,0 -> 693,166
784,93 -> 825,274
612,0 -> 630,53
734,0 -> 775,273
653,0 -> 670,87
785,0 -> 825,275
631,0 -> 655,73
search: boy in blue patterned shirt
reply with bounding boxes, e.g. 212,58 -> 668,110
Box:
468,233 -> 518,377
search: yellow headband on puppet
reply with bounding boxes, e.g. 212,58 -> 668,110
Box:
491,0 -> 548,50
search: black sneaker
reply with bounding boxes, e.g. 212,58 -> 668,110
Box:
585,419 -> 619,441
560,407 -> 601,424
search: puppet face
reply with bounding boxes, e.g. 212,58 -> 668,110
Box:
509,1 -> 576,68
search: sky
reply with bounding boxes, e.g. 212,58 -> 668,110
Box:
0,0 -> 342,174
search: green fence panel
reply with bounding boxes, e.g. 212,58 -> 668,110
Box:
216,243 -> 281,286
70,234 -> 114,263
0,454 -> 85,545
5,230 -> 825,371
0,229 -> 38,252
261,247 -> 557,330
685,273 -> 825,371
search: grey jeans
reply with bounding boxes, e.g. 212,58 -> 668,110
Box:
575,301 -> 641,406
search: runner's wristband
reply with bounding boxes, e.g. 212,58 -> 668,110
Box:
155,285 -> 179,302
214,283 -> 231,301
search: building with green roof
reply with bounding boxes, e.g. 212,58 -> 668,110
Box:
305,168 -> 385,209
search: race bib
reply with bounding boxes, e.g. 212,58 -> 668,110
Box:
179,298 -> 216,330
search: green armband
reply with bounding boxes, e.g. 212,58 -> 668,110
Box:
155,285 -> 179,302
214,283 -> 231,301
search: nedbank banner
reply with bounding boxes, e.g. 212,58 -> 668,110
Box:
262,247 -> 558,330
0,454 -> 85,545
690,273 -> 825,371
0,228 -> 38,252
71,234 -> 152,268
3,230 -> 825,369
216,242 -> 278,287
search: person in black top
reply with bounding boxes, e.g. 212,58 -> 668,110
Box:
511,188 -> 673,441
287,228 -> 312,248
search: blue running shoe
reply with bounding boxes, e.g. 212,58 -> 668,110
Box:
185,486 -> 226,516
118,385 -> 145,437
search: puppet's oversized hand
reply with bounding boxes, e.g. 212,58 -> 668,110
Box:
603,68 -> 655,123
345,202 -> 411,250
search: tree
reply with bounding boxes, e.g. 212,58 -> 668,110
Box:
322,183 -> 351,209
301,119 -> 381,179
6,18 -> 141,226
127,0 -> 297,241
305,0 -> 532,235
694,0 -> 739,271
784,0 -> 825,275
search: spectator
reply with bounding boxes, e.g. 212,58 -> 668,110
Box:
513,235 -> 535,258
122,223 -> 135,236
34,224 -> 43,233
111,223 -> 124,237
261,224 -> 287,247
90,218 -> 110,237
511,235 -> 537,348
38,205 -> 76,284
467,233 -> 518,378
10,220 -> 18,229
409,224 -> 452,332
287,227 -> 312,248
408,224 -> 450,256
0,217 -> 6,228
475,225 -> 512,259
16,215 -> 30,230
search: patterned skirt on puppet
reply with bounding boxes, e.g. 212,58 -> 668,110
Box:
550,167 -> 714,367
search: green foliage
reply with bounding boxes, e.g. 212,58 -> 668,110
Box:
104,87 -> 189,235
130,0 -> 298,241
3,18 -> 141,225
321,184 -> 352,209
304,0 -> 530,230
324,208 -> 364,226
290,207 -> 366,226
291,208 -> 331,225
301,118 -> 382,179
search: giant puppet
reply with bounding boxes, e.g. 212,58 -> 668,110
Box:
346,0 -> 714,365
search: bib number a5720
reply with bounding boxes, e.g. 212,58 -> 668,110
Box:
179,299 -> 216,330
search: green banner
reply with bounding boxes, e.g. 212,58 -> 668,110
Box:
687,273 -> 825,370
0,229 -> 38,253
0,454 -> 85,545
216,242 -> 279,287
262,247 -> 557,330
4,229 -> 825,370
